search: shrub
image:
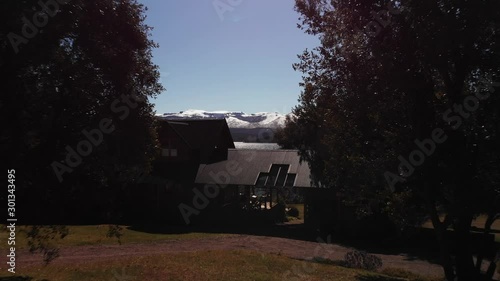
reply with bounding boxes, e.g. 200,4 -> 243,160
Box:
274,201 -> 287,223
344,250 -> 383,271
286,206 -> 300,217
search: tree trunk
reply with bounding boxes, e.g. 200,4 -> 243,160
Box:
435,221 -> 456,281
436,229 -> 456,281
425,196 -> 455,281
454,213 -> 477,281
476,212 -> 499,280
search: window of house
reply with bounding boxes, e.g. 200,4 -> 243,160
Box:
256,164 -> 293,187
255,173 -> 268,186
284,174 -> 296,186
275,165 -> 289,186
162,148 -> 178,157
266,165 -> 280,186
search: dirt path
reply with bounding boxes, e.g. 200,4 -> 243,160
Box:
15,234 -> 446,278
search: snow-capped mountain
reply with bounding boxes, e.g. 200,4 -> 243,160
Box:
158,109 -> 288,129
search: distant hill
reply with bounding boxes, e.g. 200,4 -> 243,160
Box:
158,109 -> 288,143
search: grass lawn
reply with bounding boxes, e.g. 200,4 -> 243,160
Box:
0,225 -> 233,250
0,250 -> 443,281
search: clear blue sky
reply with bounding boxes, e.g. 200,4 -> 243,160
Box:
139,0 -> 320,114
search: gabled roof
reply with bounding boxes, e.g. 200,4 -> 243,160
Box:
159,118 -> 235,150
195,149 -> 314,187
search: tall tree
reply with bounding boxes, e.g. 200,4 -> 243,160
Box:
280,0 -> 500,280
1,0 -> 163,223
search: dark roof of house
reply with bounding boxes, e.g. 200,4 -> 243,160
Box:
234,142 -> 281,150
159,118 -> 235,149
195,149 -> 314,187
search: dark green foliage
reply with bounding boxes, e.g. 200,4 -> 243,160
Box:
26,225 -> 69,264
275,201 -> 288,223
1,0 -> 163,222
287,206 -> 300,217
1,0 -> 163,263
280,0 -> 500,280
106,224 -> 124,245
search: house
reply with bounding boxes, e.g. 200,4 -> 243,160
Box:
133,117 -> 325,227
130,118 -> 235,224
190,149 -> 315,225
152,118 -> 234,186
192,146 -> 352,232
195,149 -> 313,188
156,119 -> 235,165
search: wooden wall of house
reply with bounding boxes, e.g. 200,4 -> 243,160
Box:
157,122 -> 192,162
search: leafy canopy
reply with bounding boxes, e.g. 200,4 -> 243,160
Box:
280,1 -> 500,279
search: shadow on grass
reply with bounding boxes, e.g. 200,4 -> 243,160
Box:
0,277 -> 48,281
290,256 -> 345,266
356,274 -> 407,281
288,259 -> 426,281
127,221 -> 315,242
127,222 -> 444,266
334,238 -> 442,265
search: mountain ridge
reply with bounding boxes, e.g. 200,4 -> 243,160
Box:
158,109 -> 288,129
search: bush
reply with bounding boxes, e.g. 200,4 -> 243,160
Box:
344,250 -> 383,271
286,206 -> 300,217
274,201 -> 287,223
